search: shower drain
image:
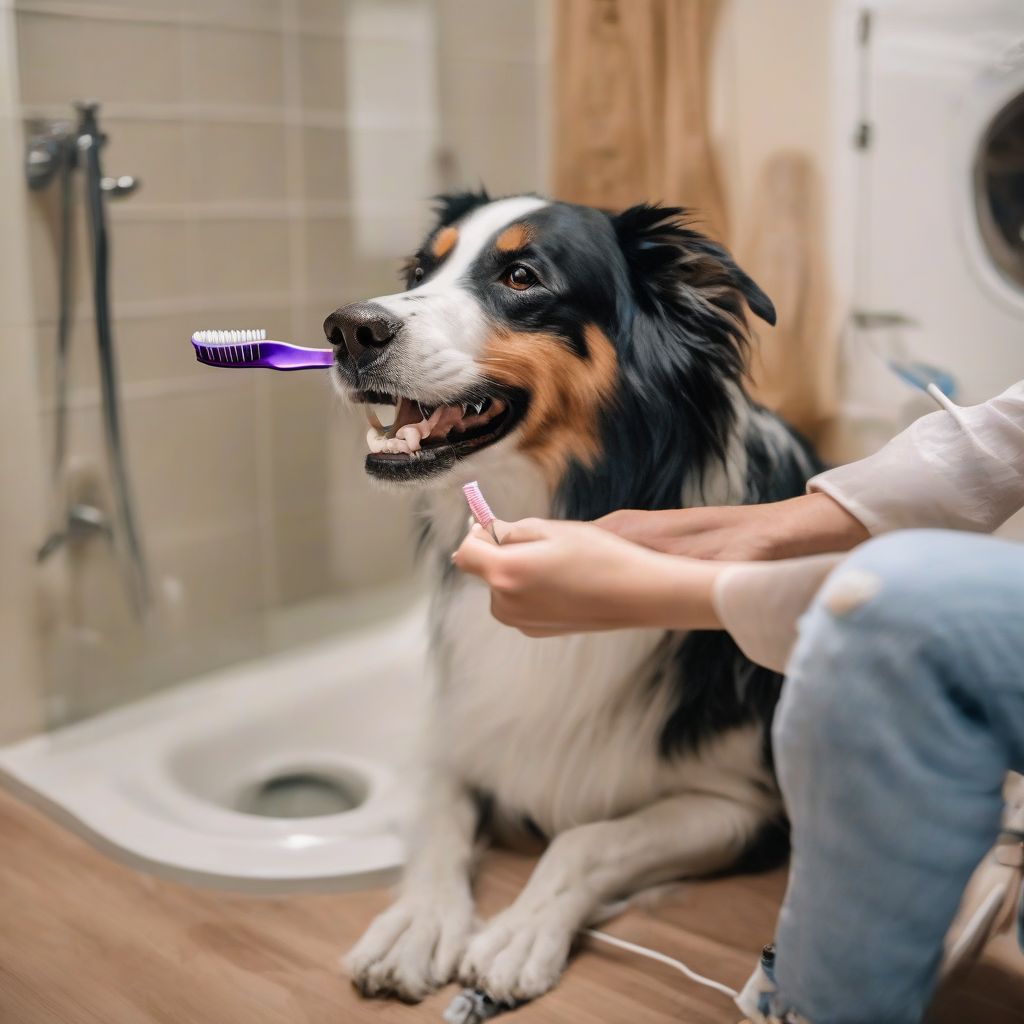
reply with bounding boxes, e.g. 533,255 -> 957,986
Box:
235,767 -> 368,819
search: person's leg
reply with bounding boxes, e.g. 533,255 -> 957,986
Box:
767,530 -> 1024,1024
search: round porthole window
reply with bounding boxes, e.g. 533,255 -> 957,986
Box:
974,89 -> 1024,294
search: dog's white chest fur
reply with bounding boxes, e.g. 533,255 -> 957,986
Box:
431,572 -> 769,838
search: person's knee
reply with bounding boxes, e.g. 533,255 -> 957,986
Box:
774,532 -> 956,759
775,529 -> 1018,764
816,530 -> 957,630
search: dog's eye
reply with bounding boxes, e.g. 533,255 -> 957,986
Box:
503,264 -> 536,291
413,266 -> 425,283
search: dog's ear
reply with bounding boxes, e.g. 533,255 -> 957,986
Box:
610,203 -> 776,327
431,189 -> 491,229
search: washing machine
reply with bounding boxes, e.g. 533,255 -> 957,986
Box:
832,0 -> 1024,406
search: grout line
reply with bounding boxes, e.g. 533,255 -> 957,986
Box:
105,199 -> 422,221
21,101 -> 438,132
14,0 -> 432,41
35,288 -> 357,325
15,0 -> 280,31
39,369 -> 256,412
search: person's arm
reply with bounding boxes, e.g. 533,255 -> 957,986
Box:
599,492 -> 868,561
452,518 -> 726,636
452,517 -> 842,673
809,381 -> 1024,535
601,381 -> 1024,559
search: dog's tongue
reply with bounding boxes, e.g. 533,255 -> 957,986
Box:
392,397 -> 422,433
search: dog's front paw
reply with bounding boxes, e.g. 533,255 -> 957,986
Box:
459,903 -> 576,1003
344,888 -> 474,1002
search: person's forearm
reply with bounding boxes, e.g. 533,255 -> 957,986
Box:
762,493 -> 870,559
640,554 -> 724,632
598,493 -> 869,562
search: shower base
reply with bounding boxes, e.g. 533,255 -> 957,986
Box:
0,602 -> 429,892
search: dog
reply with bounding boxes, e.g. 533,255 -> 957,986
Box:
326,191 -> 819,1005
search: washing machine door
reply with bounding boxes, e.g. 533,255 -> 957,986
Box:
974,86 -> 1024,298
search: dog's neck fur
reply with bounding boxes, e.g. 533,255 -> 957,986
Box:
419,440 -> 553,555
417,382 -> 755,557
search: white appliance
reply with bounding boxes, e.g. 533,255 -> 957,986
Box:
832,0 -> 1024,408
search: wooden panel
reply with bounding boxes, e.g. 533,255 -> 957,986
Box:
551,0 -> 728,243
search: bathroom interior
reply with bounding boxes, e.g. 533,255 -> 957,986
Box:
1,0 -> 1023,1021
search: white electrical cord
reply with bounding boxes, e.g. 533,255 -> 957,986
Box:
583,928 -> 739,1000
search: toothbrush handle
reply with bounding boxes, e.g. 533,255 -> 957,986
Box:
263,343 -> 334,370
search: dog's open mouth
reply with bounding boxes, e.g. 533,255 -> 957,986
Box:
352,389 -> 519,479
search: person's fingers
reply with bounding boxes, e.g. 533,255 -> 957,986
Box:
452,529 -> 503,578
497,517 -> 552,545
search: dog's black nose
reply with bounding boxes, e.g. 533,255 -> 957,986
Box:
324,302 -> 399,365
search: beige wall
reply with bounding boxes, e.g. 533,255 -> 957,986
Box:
6,0 -> 549,729
0,0 -> 46,743
711,0 -> 834,249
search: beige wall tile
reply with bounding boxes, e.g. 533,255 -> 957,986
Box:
26,193 -> 90,325
298,34 -> 346,111
437,55 -> 544,195
188,121 -> 288,202
301,126 -> 348,201
441,58 -> 539,129
443,111 -> 542,196
268,369 -> 332,520
179,0 -> 283,27
1,0 -> 47,742
126,381 -> 263,545
345,36 -> 435,122
107,118 -> 188,207
118,312 -> 220,387
30,202 -> 188,315
110,216 -> 190,304
303,214 -> 354,298
438,0 -> 540,61
42,525 -> 266,724
190,218 -> 291,299
35,309 -> 278,406
183,26 -> 285,107
42,377 -> 262,550
17,12 -> 182,105
296,0 -> 347,33
271,510 -> 332,604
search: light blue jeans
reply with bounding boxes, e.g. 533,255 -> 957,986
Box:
767,530 -> 1024,1024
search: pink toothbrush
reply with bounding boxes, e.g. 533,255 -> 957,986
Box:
463,481 -> 500,544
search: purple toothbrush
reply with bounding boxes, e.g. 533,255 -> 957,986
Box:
191,329 -> 333,370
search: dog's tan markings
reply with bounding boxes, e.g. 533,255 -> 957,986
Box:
479,325 -> 617,482
431,225 -> 458,260
495,223 -> 534,253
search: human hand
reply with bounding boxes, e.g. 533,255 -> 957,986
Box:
451,518 -> 723,637
597,493 -> 869,561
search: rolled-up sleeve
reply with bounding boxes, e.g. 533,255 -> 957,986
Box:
809,381 -> 1024,535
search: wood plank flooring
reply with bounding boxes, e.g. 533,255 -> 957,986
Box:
0,787 -> 1020,1023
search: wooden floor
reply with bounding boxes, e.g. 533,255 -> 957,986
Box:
0,786 -> 1021,1024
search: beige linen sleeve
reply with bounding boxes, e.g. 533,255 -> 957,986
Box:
808,381 -> 1024,535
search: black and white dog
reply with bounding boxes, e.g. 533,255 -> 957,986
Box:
326,192 -> 818,1004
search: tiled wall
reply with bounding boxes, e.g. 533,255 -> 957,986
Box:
13,0 -> 548,726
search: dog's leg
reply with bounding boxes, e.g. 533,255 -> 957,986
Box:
459,792 -> 767,1003
345,771 -> 480,1001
